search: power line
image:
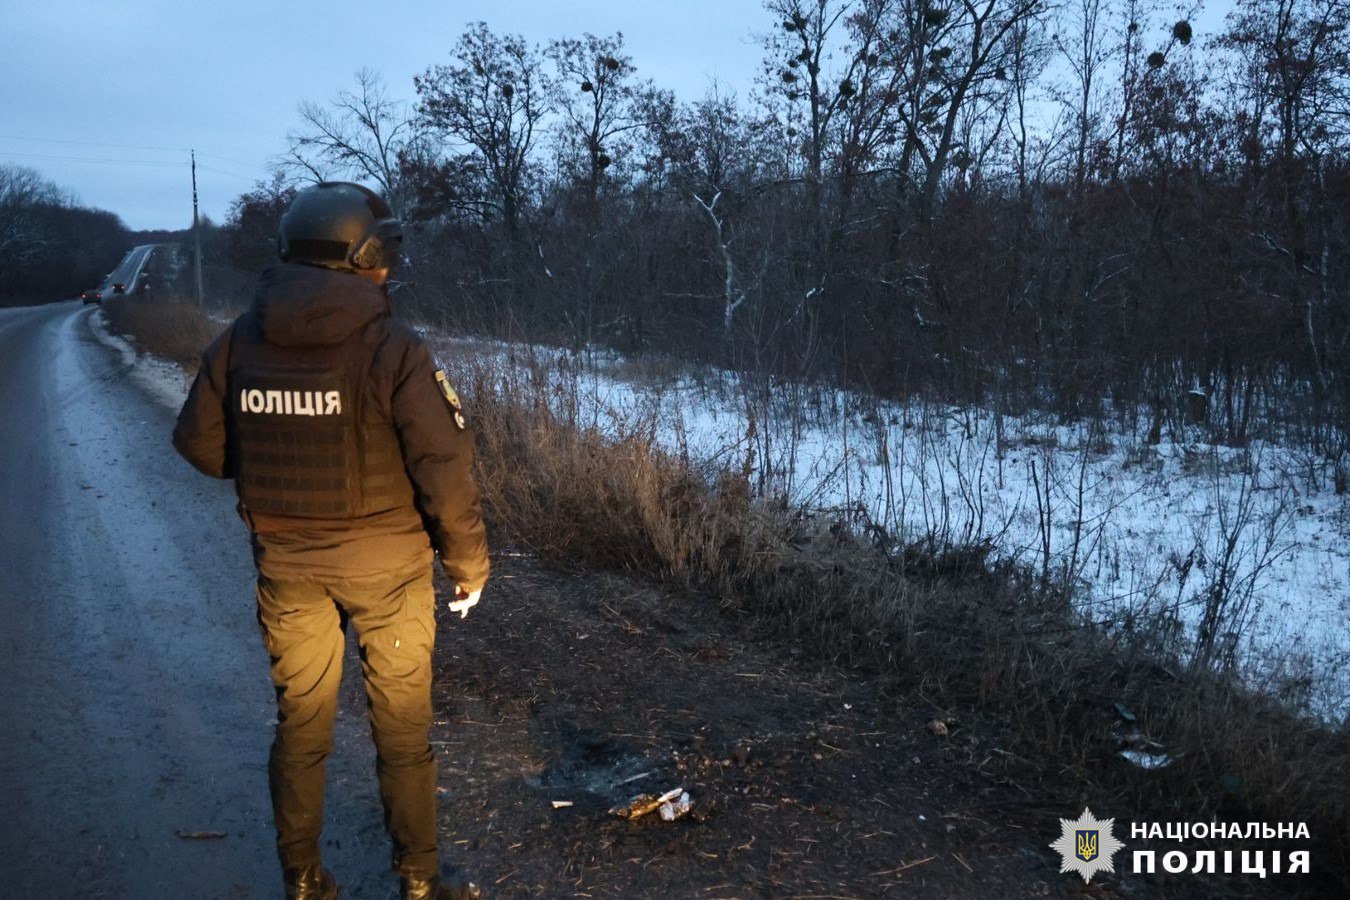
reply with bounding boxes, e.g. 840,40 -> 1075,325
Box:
1,151 -> 258,182
196,163 -> 261,182
193,151 -> 263,170
0,134 -> 262,169
0,133 -> 187,154
0,151 -> 184,169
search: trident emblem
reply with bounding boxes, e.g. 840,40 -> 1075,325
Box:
1075,830 -> 1099,862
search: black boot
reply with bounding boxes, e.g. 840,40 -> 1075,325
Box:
284,864 -> 339,900
401,867 -> 481,900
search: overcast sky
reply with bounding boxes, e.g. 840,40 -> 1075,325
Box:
2,1 -> 1234,232
0,0 -> 768,230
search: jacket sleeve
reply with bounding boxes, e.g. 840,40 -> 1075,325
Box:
172,326 -> 233,479
390,333 -> 490,593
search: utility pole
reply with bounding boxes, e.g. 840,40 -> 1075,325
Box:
191,149 -> 204,306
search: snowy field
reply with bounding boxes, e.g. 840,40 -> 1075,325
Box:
428,335 -> 1350,719
96,308 -> 1349,718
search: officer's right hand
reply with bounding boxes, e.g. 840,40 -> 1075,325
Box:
448,586 -> 481,619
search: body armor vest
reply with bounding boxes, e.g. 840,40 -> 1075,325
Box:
226,319 -> 415,519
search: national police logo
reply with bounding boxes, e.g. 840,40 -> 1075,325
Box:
1050,808 -> 1123,883
1076,829 -> 1098,862
434,370 -> 467,430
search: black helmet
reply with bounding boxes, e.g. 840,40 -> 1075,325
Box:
277,182 -> 403,272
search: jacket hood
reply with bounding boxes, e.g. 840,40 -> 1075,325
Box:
251,262 -> 389,348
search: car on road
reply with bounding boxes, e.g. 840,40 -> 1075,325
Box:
81,289 -> 101,305
111,282 -> 125,294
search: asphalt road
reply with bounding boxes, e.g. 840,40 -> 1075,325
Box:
0,301 -> 392,898
99,244 -> 158,295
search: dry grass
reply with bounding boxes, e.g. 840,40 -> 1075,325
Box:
445,345 -> 1350,880
100,294 -> 224,369
116,301 -> 1350,883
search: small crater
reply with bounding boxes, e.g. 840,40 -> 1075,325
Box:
527,732 -> 655,803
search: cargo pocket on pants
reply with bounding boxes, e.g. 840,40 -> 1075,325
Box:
392,578 -> 436,656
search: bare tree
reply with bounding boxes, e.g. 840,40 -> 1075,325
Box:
830,0 -> 907,203
221,173 -> 298,272
547,32 -> 651,217
0,165 -> 129,303
667,85 -> 759,196
1053,0 -> 1115,195
882,0 -> 1046,216
694,191 -> 762,335
1000,6 -> 1055,198
221,2 -> 1350,471
416,23 -> 551,237
1222,0 -> 1350,437
764,0 -> 856,186
283,68 -> 422,219
0,165 -> 58,280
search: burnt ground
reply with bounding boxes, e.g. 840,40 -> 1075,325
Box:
315,546 -> 1331,900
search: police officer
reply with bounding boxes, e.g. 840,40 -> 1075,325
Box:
173,182 -> 488,900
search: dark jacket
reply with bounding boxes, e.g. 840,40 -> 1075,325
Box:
172,263 -> 489,591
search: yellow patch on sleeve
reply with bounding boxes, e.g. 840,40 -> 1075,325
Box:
434,370 -> 466,429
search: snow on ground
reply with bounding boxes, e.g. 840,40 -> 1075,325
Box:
430,334 -> 1350,718
89,309 -> 192,409
97,305 -> 1348,716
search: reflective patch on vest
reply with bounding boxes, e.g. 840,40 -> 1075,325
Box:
238,388 -> 343,416
434,370 -> 467,430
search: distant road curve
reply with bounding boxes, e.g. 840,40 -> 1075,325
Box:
97,243 -> 161,296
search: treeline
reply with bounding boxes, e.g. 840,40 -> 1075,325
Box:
207,0 -> 1350,462
0,165 -> 137,305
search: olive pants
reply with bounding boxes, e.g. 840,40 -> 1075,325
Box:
255,565 -> 439,878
